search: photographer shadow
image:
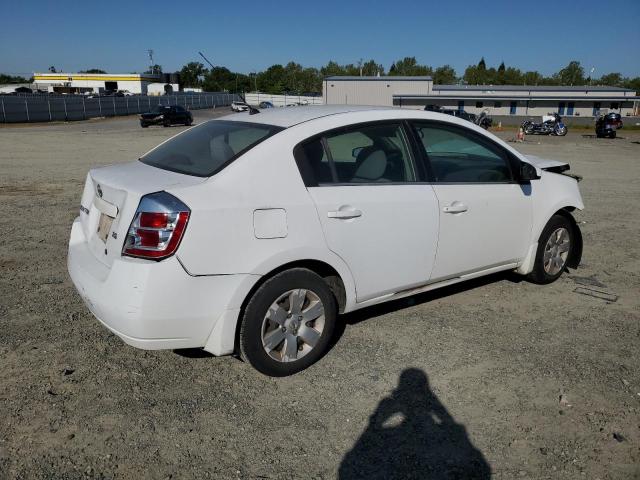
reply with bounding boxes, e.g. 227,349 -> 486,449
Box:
339,368 -> 491,479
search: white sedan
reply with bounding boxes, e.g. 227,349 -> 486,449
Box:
230,101 -> 250,112
68,106 -> 584,376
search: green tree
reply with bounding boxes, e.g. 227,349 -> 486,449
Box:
463,65 -> 481,84
598,72 -> 623,87
180,62 -> 207,88
433,65 -> 456,84
522,71 -> 544,85
0,74 -> 30,83
257,64 -> 287,94
145,64 -> 163,74
478,57 -> 486,71
390,57 -> 432,76
80,69 -> 107,74
320,61 -> 346,77
361,59 -> 384,76
623,77 -> 640,94
557,61 -> 584,85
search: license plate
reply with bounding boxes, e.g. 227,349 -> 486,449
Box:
97,213 -> 114,243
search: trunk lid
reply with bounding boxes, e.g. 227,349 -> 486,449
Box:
78,161 -> 205,268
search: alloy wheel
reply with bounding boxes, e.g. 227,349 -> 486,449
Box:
543,227 -> 570,275
260,289 -> 325,363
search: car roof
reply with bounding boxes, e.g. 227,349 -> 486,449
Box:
219,105 -> 393,128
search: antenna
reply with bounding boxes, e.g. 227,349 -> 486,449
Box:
198,51 -> 259,114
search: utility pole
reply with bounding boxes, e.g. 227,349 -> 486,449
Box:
147,49 -> 154,74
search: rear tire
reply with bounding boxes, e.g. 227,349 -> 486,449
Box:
239,268 -> 337,377
527,215 -> 574,284
609,131 -> 616,139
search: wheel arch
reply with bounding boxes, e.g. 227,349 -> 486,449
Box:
232,258 -> 350,356
554,207 -> 582,269
518,204 -> 583,275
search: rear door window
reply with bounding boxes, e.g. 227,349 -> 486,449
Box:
141,120 -> 283,177
294,123 -> 417,185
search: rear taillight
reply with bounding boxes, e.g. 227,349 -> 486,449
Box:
122,192 -> 190,260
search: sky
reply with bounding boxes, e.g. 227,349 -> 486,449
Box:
1,0 -> 639,78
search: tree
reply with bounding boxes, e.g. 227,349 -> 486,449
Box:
80,69 -> 107,74
523,71 -> 544,85
361,59 -> 384,76
433,65 -> 456,84
623,77 -> 640,94
180,62 -> 207,87
320,61 -> 346,77
145,64 -> 163,74
598,72 -> 623,87
463,65 -> 481,84
557,61 -> 584,85
0,74 -> 30,84
478,57 -> 486,71
498,62 -> 505,73
390,57 -> 432,76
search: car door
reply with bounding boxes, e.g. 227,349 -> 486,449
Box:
294,122 -> 440,303
174,106 -> 186,122
411,120 -> 532,281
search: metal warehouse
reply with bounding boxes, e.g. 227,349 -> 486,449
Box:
33,72 -> 179,95
323,76 -> 638,117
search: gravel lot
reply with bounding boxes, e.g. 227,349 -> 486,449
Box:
1,110 -> 639,479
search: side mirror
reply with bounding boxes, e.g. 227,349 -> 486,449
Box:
352,146 -> 364,158
520,162 -> 540,182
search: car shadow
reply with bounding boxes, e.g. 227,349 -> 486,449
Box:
338,368 -> 491,479
330,271 -> 522,347
175,272 -> 522,363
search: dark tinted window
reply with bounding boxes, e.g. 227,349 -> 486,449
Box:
413,122 -> 513,183
174,106 -> 186,113
141,120 -> 282,177
295,123 -> 417,185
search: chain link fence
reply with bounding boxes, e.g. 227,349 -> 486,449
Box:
0,92 -> 241,123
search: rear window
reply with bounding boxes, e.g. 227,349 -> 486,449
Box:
140,120 -> 283,177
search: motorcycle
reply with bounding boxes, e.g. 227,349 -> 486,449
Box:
475,110 -> 492,130
595,112 -> 622,139
521,113 -> 567,136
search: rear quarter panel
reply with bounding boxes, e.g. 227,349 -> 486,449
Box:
171,125 -> 357,308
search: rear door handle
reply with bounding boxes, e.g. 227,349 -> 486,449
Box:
442,202 -> 468,214
328,209 -> 362,219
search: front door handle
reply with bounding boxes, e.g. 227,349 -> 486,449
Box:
442,202 -> 468,214
328,209 -> 362,219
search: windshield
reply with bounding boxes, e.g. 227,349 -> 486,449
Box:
140,120 -> 283,177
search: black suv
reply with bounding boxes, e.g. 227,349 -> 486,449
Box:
140,105 -> 193,128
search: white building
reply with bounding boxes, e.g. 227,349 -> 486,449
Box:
323,76 -> 638,117
32,72 -> 179,95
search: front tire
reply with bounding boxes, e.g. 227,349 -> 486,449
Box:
527,215 -> 574,284
239,269 -> 337,376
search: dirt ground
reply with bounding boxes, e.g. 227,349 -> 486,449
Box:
0,110 -> 639,480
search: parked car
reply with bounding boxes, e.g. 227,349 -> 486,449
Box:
595,112 -> 623,138
231,101 -> 250,112
68,106 -> 584,376
259,101 -> 275,109
139,105 -> 193,128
